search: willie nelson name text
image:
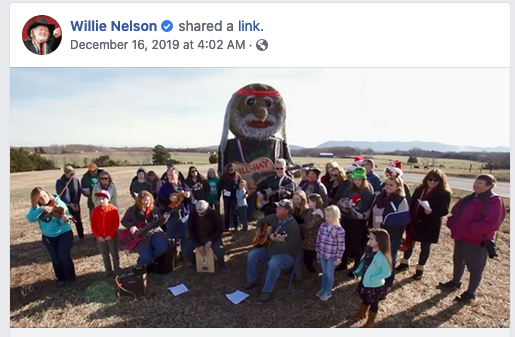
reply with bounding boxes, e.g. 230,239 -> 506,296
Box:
70,20 -> 158,32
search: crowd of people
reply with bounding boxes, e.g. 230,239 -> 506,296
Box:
25,158 -> 506,328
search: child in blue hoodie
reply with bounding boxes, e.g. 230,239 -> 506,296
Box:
26,187 -> 76,287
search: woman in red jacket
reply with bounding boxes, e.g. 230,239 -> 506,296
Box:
90,190 -> 120,277
438,174 -> 506,303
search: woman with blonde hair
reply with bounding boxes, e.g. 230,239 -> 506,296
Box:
292,190 -> 309,225
26,187 -> 76,286
328,166 -> 349,205
321,160 -> 339,191
370,176 -> 411,290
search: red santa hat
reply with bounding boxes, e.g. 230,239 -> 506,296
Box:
353,156 -> 364,166
384,161 -> 403,177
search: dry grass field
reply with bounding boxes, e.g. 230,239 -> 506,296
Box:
10,164 -> 510,328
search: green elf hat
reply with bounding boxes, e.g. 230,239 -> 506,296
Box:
349,167 -> 367,180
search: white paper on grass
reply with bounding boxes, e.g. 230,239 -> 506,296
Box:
168,284 -> 189,296
417,199 -> 432,211
225,290 -> 249,305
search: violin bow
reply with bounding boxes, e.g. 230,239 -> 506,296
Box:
58,176 -> 74,198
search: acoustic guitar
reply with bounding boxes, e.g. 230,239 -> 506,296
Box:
119,214 -> 167,251
255,183 -> 294,212
252,223 -> 288,248
168,191 -> 186,209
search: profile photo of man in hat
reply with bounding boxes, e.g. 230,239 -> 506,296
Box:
23,15 -> 62,55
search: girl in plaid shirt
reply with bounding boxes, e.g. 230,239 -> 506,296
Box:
316,205 -> 346,301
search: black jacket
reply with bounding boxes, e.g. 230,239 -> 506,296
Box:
411,186 -> 451,243
23,37 -> 61,54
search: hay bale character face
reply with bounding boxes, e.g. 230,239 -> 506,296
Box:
218,83 -> 293,180
228,84 -> 286,139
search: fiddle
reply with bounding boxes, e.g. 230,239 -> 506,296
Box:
43,199 -> 66,219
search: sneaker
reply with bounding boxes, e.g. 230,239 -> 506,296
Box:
257,292 -> 272,302
437,280 -> 461,290
455,291 -> 475,303
220,265 -> 230,273
319,293 -> 332,301
104,271 -> 113,278
56,280 -> 66,287
315,289 -> 324,298
244,280 -> 259,290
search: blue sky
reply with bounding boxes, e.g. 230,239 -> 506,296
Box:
10,68 -> 510,149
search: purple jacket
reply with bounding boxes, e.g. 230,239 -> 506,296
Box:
447,191 -> 506,246
315,222 -> 345,260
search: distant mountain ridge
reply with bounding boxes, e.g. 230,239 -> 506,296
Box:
315,140 -> 509,153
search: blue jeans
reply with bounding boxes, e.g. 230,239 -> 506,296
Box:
319,257 -> 336,295
42,230 -> 76,282
223,197 -> 238,230
138,235 -> 170,267
166,216 -> 188,245
182,238 -> 226,268
238,205 -> 248,231
383,225 -> 405,288
247,247 -> 294,293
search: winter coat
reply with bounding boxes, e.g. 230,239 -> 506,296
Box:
26,195 -> 72,238
300,209 -> 325,251
370,194 -> 411,228
354,250 -> 392,288
411,186 -> 451,243
447,190 -> 506,246
120,205 -> 168,254
90,203 -> 120,239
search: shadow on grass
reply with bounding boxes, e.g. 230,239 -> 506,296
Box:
376,289 -> 465,328
10,268 -> 116,317
10,233 -> 103,268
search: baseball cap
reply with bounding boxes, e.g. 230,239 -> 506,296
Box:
275,199 -> 293,210
94,189 -> 110,200
196,200 -> 209,213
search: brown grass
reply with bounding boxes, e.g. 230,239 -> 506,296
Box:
10,165 -> 510,328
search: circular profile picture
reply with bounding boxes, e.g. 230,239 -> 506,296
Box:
22,15 -> 62,55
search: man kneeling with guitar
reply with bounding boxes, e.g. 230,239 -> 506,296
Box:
181,200 -> 229,272
245,199 -> 301,302
121,191 -> 171,267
